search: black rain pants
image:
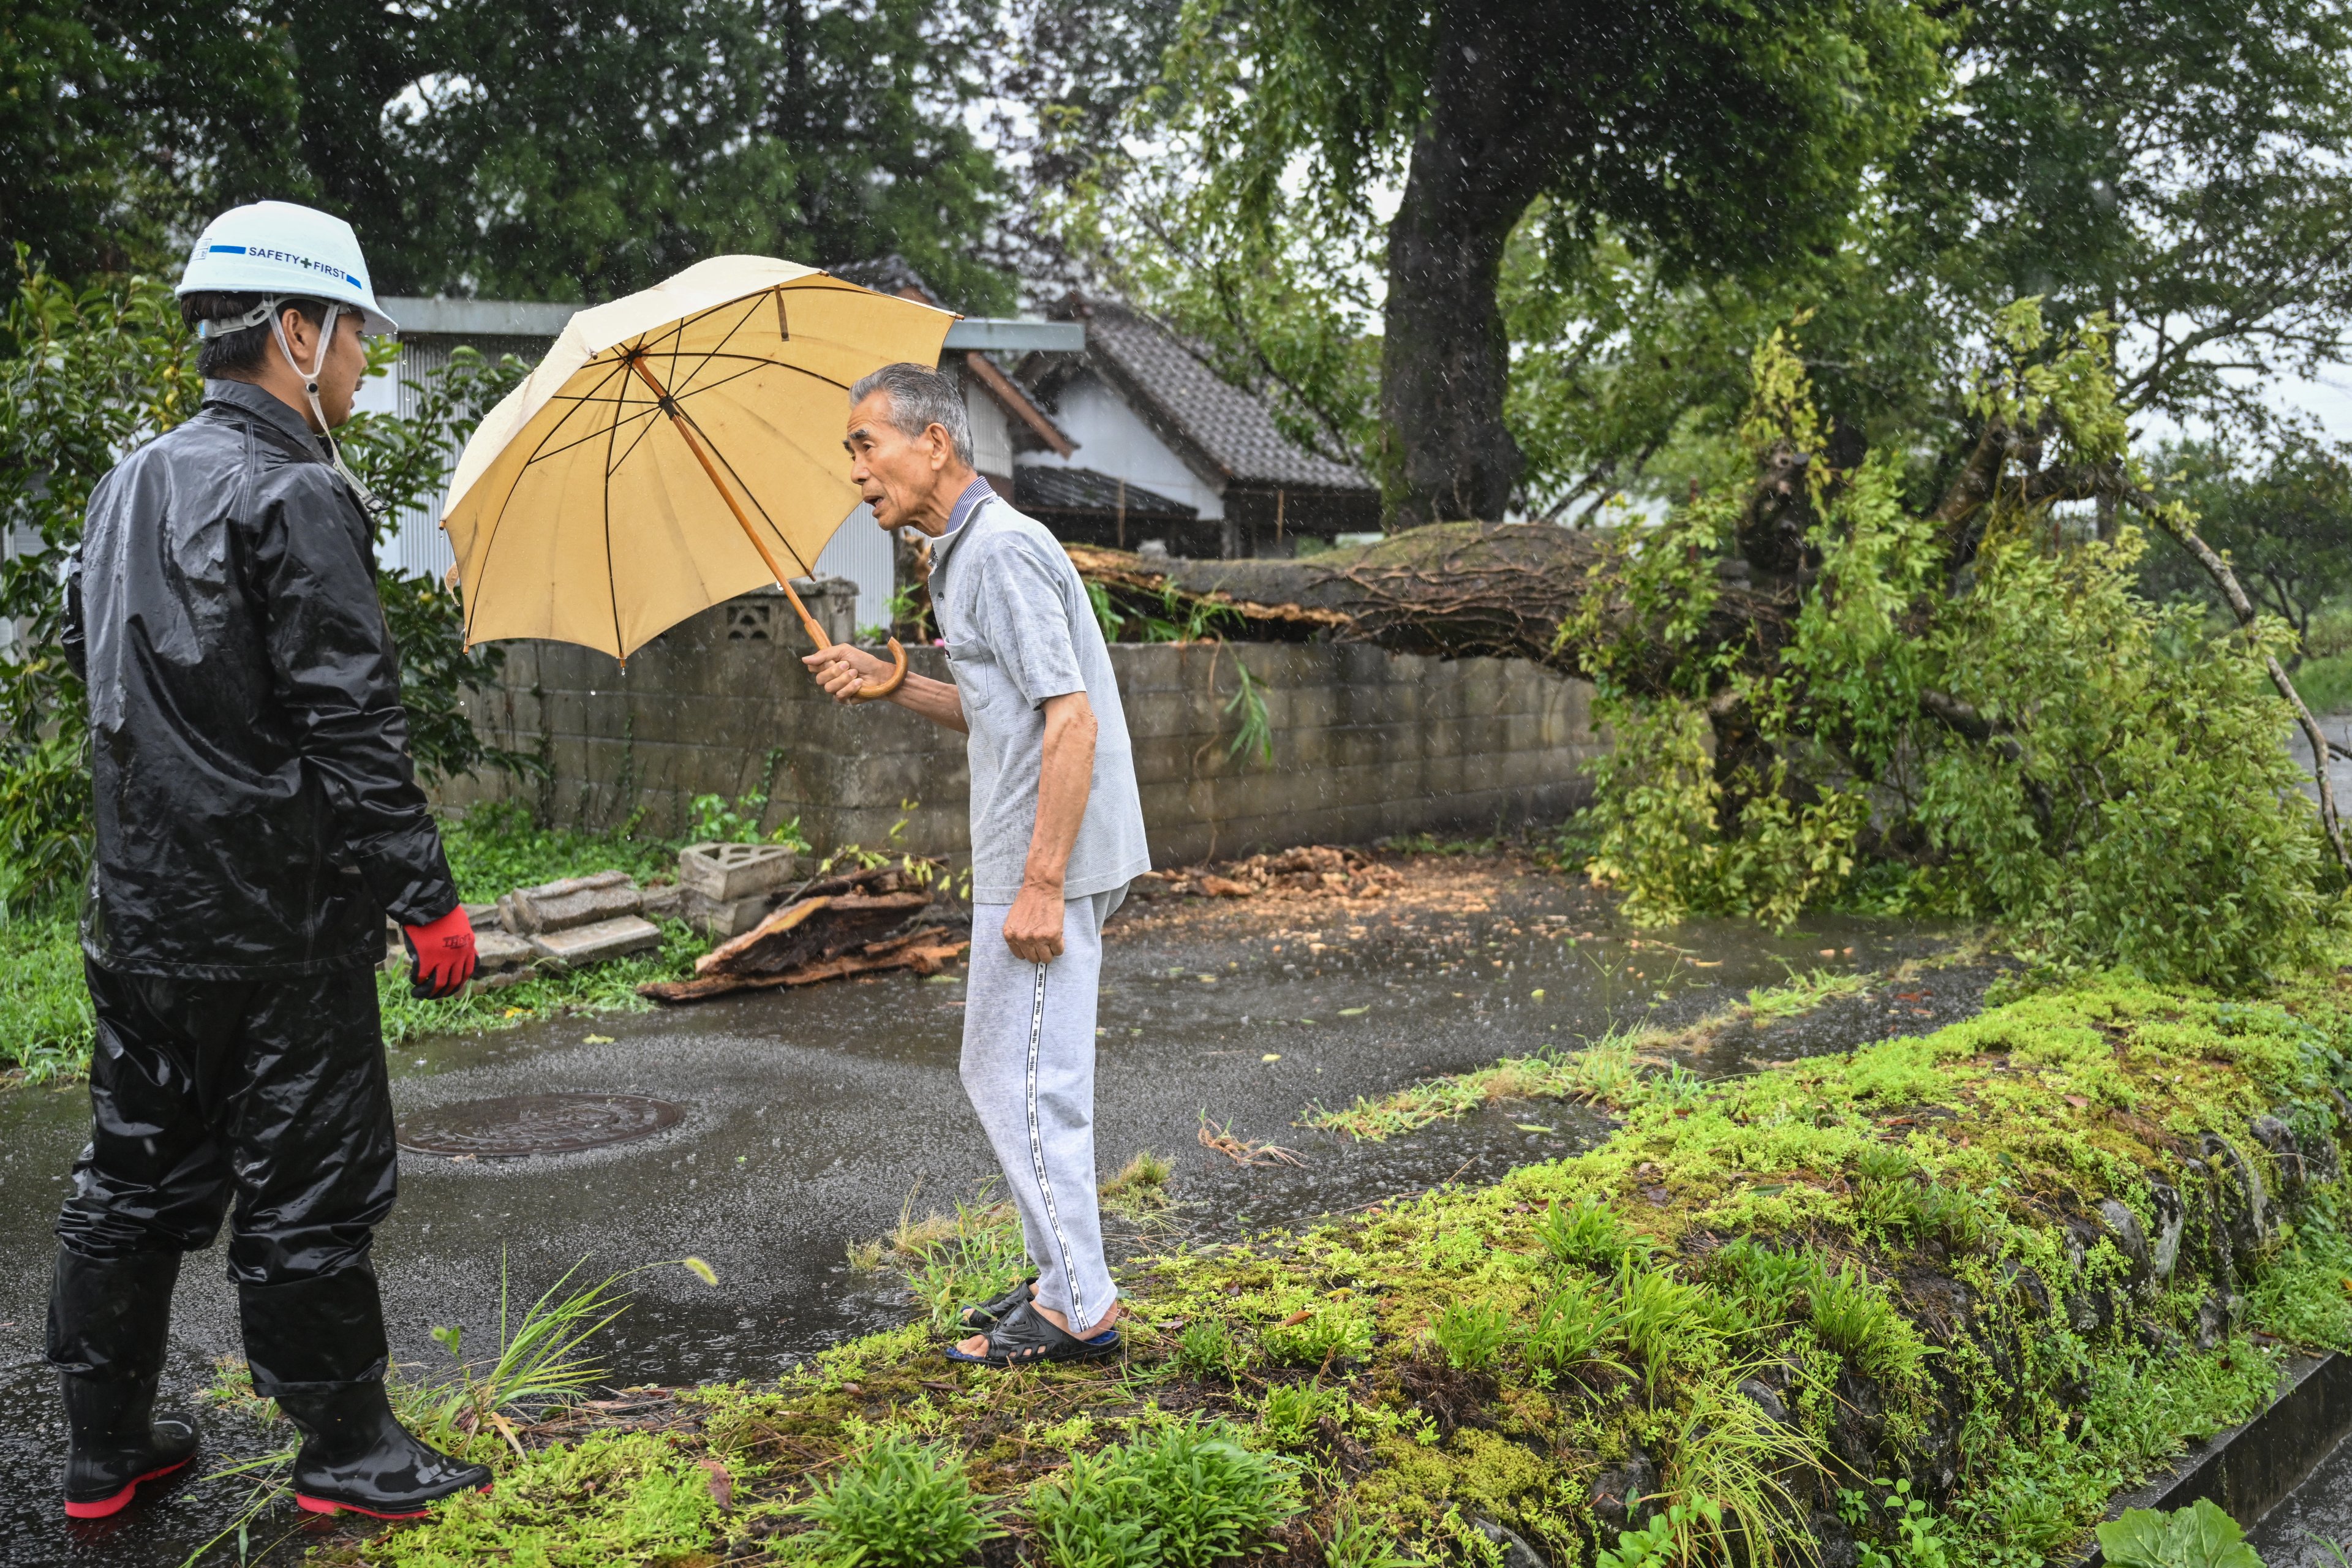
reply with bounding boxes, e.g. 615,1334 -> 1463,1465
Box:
50,959 -> 397,1392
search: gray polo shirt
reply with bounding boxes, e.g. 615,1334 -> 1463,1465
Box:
928,481 -> 1150,904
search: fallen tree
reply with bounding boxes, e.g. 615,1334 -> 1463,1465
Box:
1069,304 -> 2346,987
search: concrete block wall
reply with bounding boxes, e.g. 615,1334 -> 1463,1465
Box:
437,599 -> 1607,864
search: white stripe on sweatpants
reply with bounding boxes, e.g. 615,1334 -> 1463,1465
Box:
960,891 -> 1120,1335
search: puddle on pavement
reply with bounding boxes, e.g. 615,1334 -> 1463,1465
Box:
0,872 -> 1988,1566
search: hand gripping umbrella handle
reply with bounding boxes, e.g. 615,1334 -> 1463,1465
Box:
630,354 -> 909,702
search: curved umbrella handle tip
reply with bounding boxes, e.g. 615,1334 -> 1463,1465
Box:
856,638 -> 910,701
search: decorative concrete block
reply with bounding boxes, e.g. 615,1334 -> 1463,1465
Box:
681,888 -> 774,940
473,929 -> 538,974
679,842 -> 797,902
527,915 -> 663,968
500,870 -> 641,935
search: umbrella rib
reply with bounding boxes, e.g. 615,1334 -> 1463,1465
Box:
459,355 -> 635,642
668,399 -> 815,579
661,351 -> 857,391
664,293 -> 765,402
606,392 -> 672,474
601,349 -> 628,658
619,282 -> 815,362
522,403 -> 662,467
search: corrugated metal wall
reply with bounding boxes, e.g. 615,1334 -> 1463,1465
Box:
377,333 -> 554,582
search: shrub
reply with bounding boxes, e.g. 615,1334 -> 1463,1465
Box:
790,1433 -> 1003,1568
1027,1420 -> 1300,1568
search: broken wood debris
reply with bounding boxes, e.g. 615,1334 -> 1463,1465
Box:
1197,1119 -> 1305,1167
1142,845 -> 1402,900
639,863 -> 965,1003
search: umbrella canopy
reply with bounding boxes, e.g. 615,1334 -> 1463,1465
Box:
440,255 -> 955,660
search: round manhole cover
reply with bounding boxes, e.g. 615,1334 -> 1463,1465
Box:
398,1093 -> 683,1158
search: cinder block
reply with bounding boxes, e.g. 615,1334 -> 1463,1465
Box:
679,842 -> 798,902
528,915 -> 663,968
682,888 -> 775,940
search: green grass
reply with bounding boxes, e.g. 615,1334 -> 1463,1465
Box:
0,913 -> 92,1082
439,801 -> 680,903
376,918 -> 703,1048
1,804 -> 704,1084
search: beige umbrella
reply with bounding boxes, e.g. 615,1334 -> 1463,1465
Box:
440,254 -> 956,693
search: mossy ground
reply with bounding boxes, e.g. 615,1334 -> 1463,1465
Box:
298,968 -> 2352,1567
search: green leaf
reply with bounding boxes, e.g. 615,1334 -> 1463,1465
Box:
2096,1501 -> 2263,1568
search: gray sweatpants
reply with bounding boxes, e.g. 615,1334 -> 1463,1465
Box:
960,889 -> 1121,1333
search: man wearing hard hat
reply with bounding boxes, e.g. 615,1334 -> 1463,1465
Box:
47,200 -> 485,1521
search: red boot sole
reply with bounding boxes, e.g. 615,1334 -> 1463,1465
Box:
62,1453 -> 195,1519
295,1481 -> 492,1520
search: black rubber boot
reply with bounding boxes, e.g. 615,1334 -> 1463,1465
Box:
274,1381 -> 491,1519
239,1262 -> 486,1519
47,1249 -> 199,1519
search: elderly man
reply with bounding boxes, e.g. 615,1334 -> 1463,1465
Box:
806,363 -> 1148,1366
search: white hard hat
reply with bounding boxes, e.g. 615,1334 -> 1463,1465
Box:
176,200 -> 399,336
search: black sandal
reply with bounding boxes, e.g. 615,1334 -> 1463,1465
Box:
943,1300 -> 1121,1368
956,1275 -> 1037,1331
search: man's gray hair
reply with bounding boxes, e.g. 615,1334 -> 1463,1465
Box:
850,362 -> 973,467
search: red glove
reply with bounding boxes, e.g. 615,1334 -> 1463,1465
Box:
402,906 -> 478,999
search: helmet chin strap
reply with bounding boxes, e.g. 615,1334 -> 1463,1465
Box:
266,300 -> 386,518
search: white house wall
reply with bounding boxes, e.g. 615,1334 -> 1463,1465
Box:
1015,369 -> 1224,520
963,374 -> 1014,480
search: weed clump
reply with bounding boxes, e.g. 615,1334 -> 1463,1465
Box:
1026,1421 -> 1300,1568
787,1433 -> 1003,1568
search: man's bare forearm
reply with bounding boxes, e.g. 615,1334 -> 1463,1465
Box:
888,669 -> 968,733
1023,693 -> 1096,891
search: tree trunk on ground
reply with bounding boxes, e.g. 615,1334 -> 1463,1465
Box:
1379,2 -> 1567,529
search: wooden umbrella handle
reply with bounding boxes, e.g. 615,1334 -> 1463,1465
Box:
629,354 -> 908,702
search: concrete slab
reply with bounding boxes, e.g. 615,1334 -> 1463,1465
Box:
527,914 -> 663,967
501,870 -> 642,934
474,929 -> 538,974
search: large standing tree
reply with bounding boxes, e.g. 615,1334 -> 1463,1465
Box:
1183,0 -> 1948,526
2,0 -> 1018,309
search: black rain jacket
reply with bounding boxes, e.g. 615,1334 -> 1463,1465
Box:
62,379 -> 459,978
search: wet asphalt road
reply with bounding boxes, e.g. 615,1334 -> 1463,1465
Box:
0,864 -> 1988,1566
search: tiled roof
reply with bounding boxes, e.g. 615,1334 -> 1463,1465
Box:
1061,298 -> 1373,494
827,255 -> 941,305
1015,466 -> 1197,519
